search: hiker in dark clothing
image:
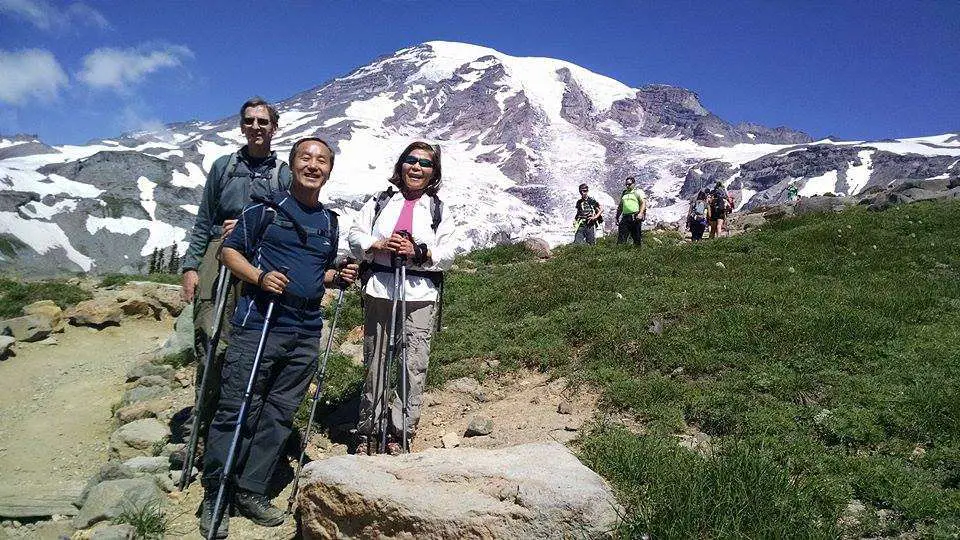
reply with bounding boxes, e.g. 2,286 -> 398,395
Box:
348,141 -> 456,456
616,176 -> 646,246
708,181 -> 730,238
573,183 -> 602,245
687,190 -> 709,241
178,97 -> 291,467
198,138 -> 357,538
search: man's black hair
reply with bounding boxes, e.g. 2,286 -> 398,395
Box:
289,137 -> 335,168
578,183 -> 588,191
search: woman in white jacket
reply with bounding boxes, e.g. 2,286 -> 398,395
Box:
348,141 -> 456,454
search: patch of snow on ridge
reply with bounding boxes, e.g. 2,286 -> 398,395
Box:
180,204 -> 198,215
800,170 -> 839,197
196,140 -> 232,173
137,176 -> 157,219
18,199 -> 78,219
846,150 -> 874,195
171,162 -> 207,188
0,168 -> 103,198
345,93 -> 399,128
0,211 -> 94,270
85,215 -> 188,256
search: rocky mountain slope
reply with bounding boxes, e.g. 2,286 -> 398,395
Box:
1,41 -> 957,276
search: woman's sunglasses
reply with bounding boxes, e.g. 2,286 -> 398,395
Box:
402,156 -> 434,168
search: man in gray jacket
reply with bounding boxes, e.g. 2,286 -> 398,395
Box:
178,97 -> 291,463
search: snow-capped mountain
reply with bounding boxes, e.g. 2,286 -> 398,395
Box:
1,41 -> 958,276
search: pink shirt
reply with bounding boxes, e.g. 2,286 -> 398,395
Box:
393,196 -> 419,234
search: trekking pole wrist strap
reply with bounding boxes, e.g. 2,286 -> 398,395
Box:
257,271 -> 267,289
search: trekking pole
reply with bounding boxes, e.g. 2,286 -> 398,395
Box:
377,255 -> 404,454
178,264 -> 231,491
399,264 -> 409,453
285,258 -> 354,514
207,266 -> 288,540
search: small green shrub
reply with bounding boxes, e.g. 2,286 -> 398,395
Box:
0,278 -> 91,318
113,500 -> 167,539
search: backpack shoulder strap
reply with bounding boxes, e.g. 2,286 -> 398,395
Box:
371,187 -> 396,226
216,152 -> 242,198
429,193 -> 443,232
269,161 -> 288,193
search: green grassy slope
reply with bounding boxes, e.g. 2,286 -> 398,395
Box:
430,199 -> 960,538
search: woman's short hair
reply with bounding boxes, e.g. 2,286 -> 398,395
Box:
389,141 -> 442,196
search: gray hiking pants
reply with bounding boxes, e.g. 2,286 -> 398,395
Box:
357,296 -> 435,441
191,238 -> 240,443
574,223 -> 597,245
203,326 -> 319,494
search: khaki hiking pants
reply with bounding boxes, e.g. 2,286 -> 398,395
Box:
357,296 -> 436,441
191,237 -> 240,441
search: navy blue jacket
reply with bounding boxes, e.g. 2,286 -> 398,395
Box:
223,190 -> 338,334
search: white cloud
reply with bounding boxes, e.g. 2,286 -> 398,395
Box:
77,45 -> 194,92
0,48 -> 68,105
0,0 -> 111,30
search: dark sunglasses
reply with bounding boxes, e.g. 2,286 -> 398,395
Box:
579,189 -> 588,193
402,155 -> 434,168
242,117 -> 272,127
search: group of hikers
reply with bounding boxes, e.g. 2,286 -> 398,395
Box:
572,178 -> 735,245
177,97 -> 454,538
573,176 -> 647,246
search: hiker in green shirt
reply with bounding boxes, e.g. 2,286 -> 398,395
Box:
616,176 -> 646,246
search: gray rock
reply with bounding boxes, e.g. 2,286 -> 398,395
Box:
521,237 -> 552,259
89,523 -> 137,540
108,419 -> 169,461
298,442 -> 621,539
155,302 -> 193,360
122,456 -> 170,475
1,315 -> 52,342
125,362 -> 175,383
0,335 -> 15,359
132,375 -> 170,389
464,415 -> 494,437
121,385 -> 170,407
557,401 -> 574,415
441,432 -> 461,449
114,397 -> 173,425
73,477 -> 163,529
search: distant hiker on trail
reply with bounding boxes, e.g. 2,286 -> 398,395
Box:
786,183 -> 800,202
573,183 -> 602,245
199,137 -> 357,538
686,190 -> 708,241
178,97 -> 291,469
348,141 -> 456,456
616,176 -> 646,246
707,181 -> 730,238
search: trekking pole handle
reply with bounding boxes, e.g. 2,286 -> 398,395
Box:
334,257 -> 356,290
392,230 -> 412,268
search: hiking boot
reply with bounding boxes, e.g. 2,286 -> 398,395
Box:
233,489 -> 284,527
385,435 -> 402,456
198,490 -> 229,539
352,435 -> 370,455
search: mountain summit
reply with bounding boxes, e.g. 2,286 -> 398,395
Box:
1,41 -> 957,275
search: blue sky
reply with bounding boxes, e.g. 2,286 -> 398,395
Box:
0,0 -> 957,145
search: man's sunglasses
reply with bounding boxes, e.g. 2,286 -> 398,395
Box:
402,156 -> 434,168
579,189 -> 588,193
242,117 -> 272,127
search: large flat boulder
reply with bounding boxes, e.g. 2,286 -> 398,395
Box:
297,442 -> 620,539
1,315 -> 53,342
73,477 -> 163,529
68,297 -> 124,328
107,418 -> 169,461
